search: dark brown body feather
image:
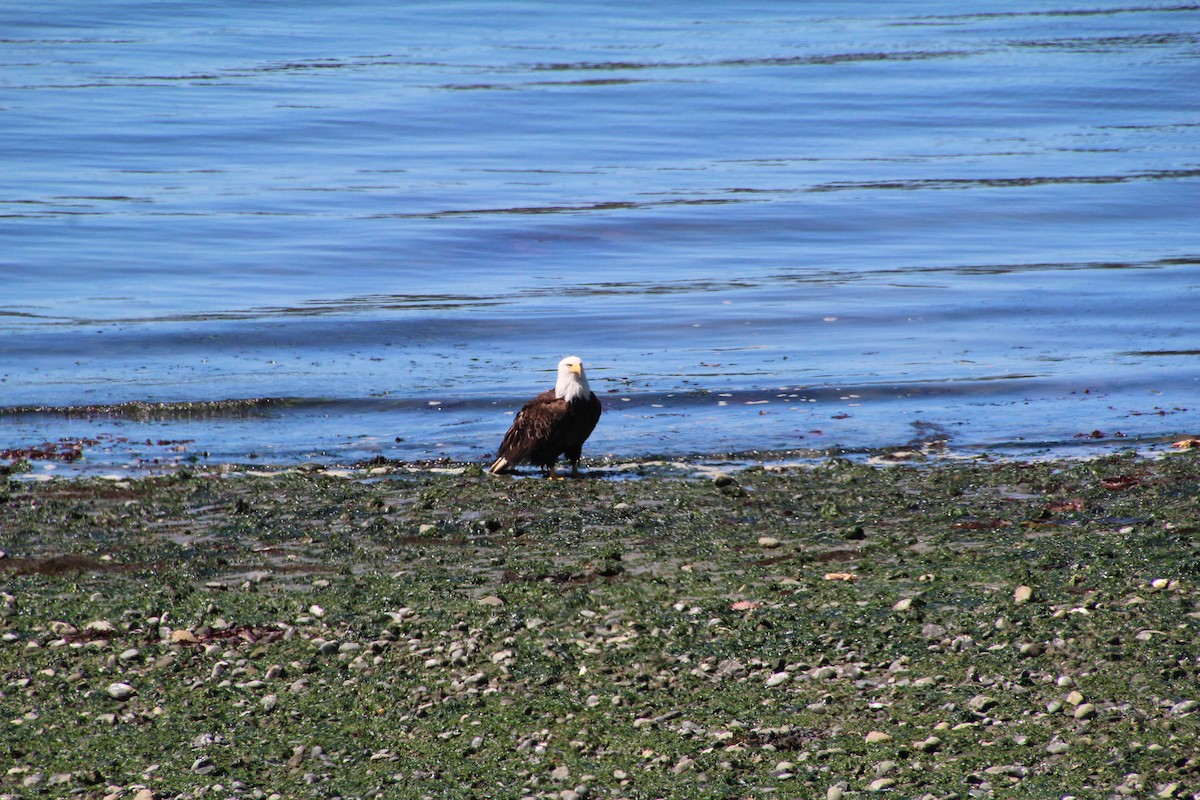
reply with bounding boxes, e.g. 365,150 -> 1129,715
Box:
491,389 -> 602,473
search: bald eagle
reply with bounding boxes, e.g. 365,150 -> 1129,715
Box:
489,356 -> 602,478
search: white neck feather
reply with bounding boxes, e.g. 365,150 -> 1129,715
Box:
556,368 -> 592,402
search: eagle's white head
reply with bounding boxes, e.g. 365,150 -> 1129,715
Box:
555,355 -> 593,402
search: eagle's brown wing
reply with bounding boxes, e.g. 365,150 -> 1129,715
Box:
490,389 -> 569,472
563,393 -> 602,466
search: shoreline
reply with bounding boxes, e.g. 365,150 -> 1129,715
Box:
2,429 -> 1196,484
3,451 -> 1199,798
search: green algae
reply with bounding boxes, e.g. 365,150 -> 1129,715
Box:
2,452 -> 1199,798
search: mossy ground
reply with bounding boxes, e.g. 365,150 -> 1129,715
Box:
2,452 -> 1199,799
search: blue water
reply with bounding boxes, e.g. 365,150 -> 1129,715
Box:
2,1 -> 1199,474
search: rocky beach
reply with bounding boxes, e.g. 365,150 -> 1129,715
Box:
2,451 -> 1199,799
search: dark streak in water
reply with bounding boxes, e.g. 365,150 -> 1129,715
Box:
4,256 -> 1185,327
1013,31 -> 1200,50
1120,350 -> 1200,357
0,376 -> 1089,422
809,169 -> 1200,193
530,50 -> 974,73
366,197 -> 737,219
898,5 -> 1200,23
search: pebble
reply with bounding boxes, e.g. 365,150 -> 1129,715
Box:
671,756 -> 696,774
550,765 -> 570,783
478,595 -> 505,607
106,682 -> 136,701
1046,739 -> 1070,755
865,731 -> 892,744
85,620 -> 117,635
1013,585 -> 1034,605
1169,700 -> 1198,715
1065,690 -> 1084,706
826,788 -> 844,800
757,536 -> 781,549
914,735 -> 942,753
1073,703 -> 1097,720
968,695 -> 997,713
169,629 -> 198,644
984,765 -> 1026,778
191,756 -> 217,775
868,778 -> 896,792
765,671 -> 791,687
715,659 -> 746,679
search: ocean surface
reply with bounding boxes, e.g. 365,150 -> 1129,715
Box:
2,1 -> 1199,475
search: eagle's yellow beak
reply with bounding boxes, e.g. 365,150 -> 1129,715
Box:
568,362 -> 583,375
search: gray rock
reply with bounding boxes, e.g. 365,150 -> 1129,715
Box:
765,671 -> 791,687
914,735 -> 942,752
1046,739 -> 1070,755
191,756 -> 218,775
969,695 -> 998,713
106,682 -> 135,700
671,756 -> 696,774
